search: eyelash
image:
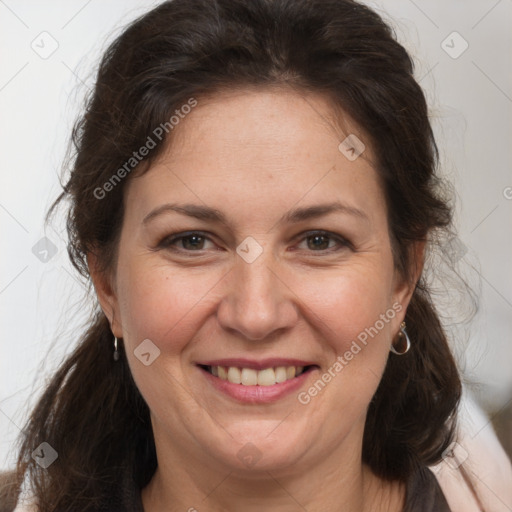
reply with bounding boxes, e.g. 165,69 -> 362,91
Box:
157,230 -> 353,255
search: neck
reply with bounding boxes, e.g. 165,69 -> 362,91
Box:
141,429 -> 405,512
142,467 -> 404,512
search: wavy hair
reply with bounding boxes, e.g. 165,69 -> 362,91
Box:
10,0 -> 461,509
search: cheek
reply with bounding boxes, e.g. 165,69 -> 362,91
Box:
116,252 -> 397,356
293,265 -> 398,429
297,261 -> 397,353
115,256 -> 222,352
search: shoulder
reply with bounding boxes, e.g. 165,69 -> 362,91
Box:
430,391 -> 512,512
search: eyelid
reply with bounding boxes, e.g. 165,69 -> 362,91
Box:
157,230 -> 217,251
292,230 -> 353,252
156,229 -> 353,254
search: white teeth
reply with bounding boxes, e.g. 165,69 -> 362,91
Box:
275,366 -> 288,383
241,368 -> 258,386
227,367 -> 241,384
208,365 -> 307,385
257,368 -> 276,386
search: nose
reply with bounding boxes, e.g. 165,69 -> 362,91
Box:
216,249 -> 299,341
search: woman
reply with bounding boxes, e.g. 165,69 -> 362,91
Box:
3,0 -> 511,510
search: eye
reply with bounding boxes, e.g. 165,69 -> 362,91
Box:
295,230 -> 352,252
158,231 -> 217,252
156,230 -> 351,255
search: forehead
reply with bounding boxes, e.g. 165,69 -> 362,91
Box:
125,87 -> 387,229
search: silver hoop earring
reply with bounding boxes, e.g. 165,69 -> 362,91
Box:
113,337 -> 120,362
390,322 -> 411,355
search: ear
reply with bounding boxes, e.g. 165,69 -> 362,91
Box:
87,251 -> 123,338
392,240 -> 426,313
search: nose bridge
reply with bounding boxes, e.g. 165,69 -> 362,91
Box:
237,252 -> 276,307
217,244 -> 297,341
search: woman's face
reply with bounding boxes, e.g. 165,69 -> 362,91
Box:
97,88 -> 414,475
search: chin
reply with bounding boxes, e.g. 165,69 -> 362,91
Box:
205,421 -> 314,473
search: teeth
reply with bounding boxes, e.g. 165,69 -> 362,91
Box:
227,367 -> 241,384
257,368 -> 276,386
241,368 -> 257,386
208,365 -> 307,385
275,366 -> 288,383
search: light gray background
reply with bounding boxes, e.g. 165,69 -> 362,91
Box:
1,0 -> 511,469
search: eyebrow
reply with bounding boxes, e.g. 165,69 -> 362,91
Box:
143,203 -> 227,225
142,202 -> 369,226
281,202 -> 369,225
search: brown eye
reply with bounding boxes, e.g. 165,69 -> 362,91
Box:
179,234 -> 207,250
158,232 -> 216,252
296,231 -> 352,253
306,234 -> 331,250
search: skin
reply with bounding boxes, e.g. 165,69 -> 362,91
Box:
90,87 -> 421,511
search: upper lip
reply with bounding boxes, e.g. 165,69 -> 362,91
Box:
197,358 -> 317,371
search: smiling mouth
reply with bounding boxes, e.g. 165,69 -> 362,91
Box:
198,364 -> 316,386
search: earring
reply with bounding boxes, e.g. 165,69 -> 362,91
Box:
113,337 -> 120,361
390,322 -> 411,355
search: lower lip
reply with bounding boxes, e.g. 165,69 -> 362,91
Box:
198,366 -> 317,404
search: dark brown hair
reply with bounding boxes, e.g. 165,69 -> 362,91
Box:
10,0 -> 461,509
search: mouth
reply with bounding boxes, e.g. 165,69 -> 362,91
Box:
199,364 -> 315,386
196,359 -> 319,403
